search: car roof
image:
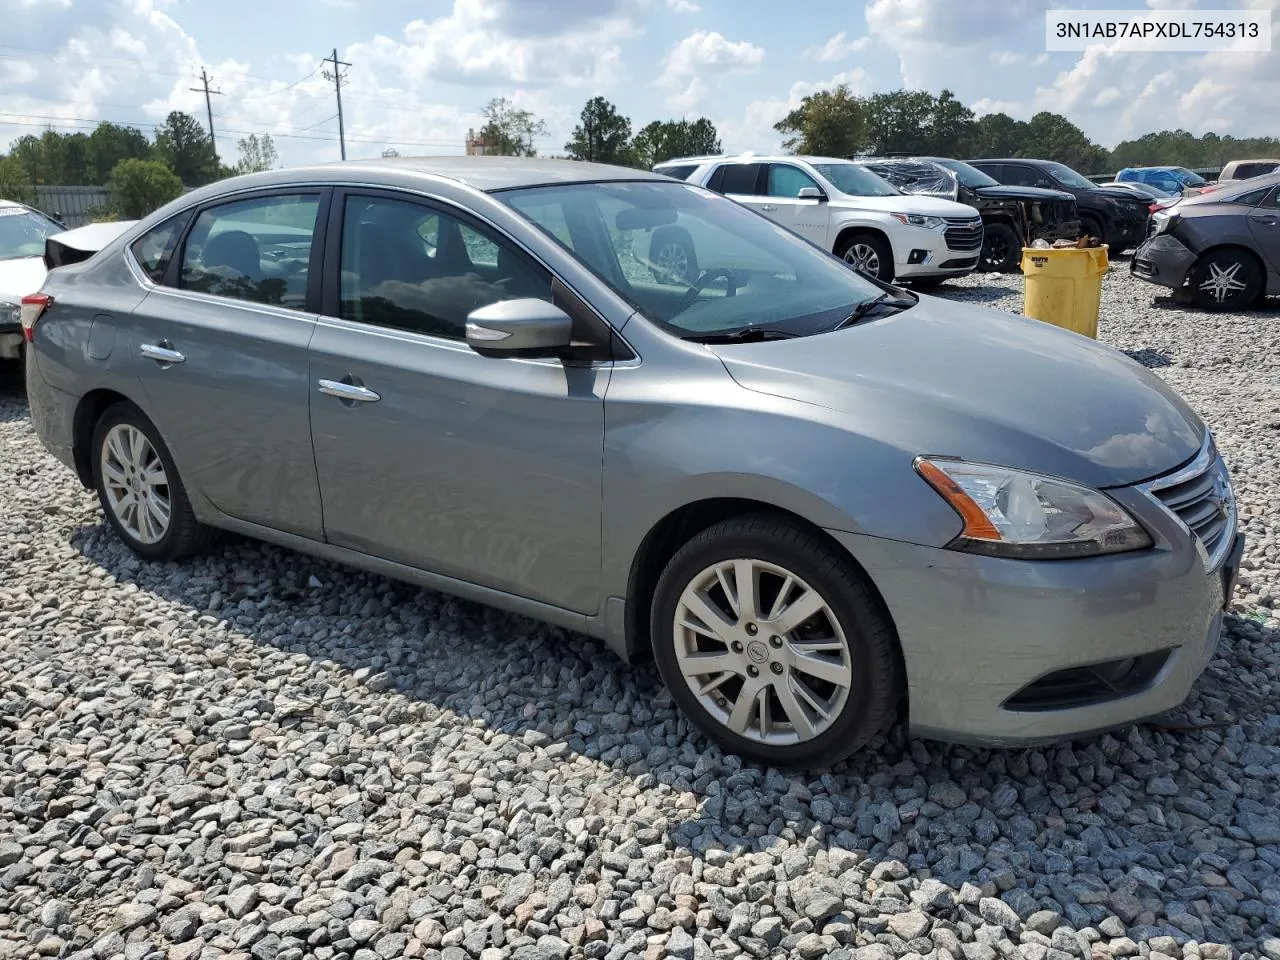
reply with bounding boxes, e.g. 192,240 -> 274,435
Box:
972,158 -> 1055,166
186,156 -> 671,195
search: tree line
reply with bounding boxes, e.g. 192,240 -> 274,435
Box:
0,112 -> 278,218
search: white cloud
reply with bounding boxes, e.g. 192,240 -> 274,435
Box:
990,50 -> 1024,66
970,97 -> 1024,118
666,0 -> 700,11
657,30 -> 765,109
805,31 -> 871,62
720,68 -> 870,154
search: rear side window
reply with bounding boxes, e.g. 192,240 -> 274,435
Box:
1236,162 -> 1280,180
179,194 -> 320,309
710,163 -> 763,196
129,213 -> 188,284
655,164 -> 698,181
1233,187 -> 1272,206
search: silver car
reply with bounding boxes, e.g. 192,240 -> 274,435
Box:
22,157 -> 1243,767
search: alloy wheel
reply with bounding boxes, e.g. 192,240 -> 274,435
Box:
1199,260 -> 1248,304
844,243 -> 881,277
100,423 -> 171,544
654,241 -> 691,284
672,558 -> 853,746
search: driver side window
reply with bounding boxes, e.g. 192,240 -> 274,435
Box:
767,165 -> 820,198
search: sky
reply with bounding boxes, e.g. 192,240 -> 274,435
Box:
1,0 -> 1277,171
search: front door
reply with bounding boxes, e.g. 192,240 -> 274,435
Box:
307,190 -> 607,614
760,163 -> 831,248
129,189 -> 327,539
1248,187 -> 1280,273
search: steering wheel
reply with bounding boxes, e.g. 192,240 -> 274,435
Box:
677,267 -> 740,312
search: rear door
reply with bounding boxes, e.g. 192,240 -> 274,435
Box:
1247,187 -> 1280,272
760,163 -> 831,248
129,189 -> 328,539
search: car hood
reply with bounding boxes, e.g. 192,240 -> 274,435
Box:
829,194 -> 978,217
975,184 -> 1075,202
1091,186 -> 1152,204
710,296 -> 1204,489
0,257 -> 46,303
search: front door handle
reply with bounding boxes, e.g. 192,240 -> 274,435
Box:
759,204 -> 778,212
318,378 -> 380,403
140,342 -> 185,365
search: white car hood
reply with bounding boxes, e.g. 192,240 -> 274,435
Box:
0,257 -> 46,303
830,194 -> 977,217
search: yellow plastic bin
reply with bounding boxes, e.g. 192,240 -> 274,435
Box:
1019,245 -> 1109,338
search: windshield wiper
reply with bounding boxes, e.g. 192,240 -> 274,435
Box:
683,327 -> 800,344
835,293 -> 915,329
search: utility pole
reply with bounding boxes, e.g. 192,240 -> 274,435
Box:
189,67 -> 223,150
322,47 -> 351,160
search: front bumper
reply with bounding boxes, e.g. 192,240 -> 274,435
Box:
893,229 -> 982,278
0,314 -> 21,361
827,483 -> 1242,747
1109,216 -> 1150,251
1131,233 -> 1197,291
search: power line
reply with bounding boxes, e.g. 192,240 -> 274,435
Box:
189,67 -> 223,146
321,47 -> 351,161
237,63 -> 323,100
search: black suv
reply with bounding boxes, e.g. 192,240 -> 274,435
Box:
969,158 -> 1151,253
855,156 -> 1080,272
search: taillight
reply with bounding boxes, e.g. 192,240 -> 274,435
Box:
20,293 -> 52,343
1148,203 -> 1158,213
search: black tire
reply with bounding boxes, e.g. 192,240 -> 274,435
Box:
649,227 -> 698,285
1079,215 -> 1105,245
650,513 -> 902,769
980,222 -> 1020,273
91,401 -> 212,561
1188,248 -> 1264,312
835,232 -> 894,283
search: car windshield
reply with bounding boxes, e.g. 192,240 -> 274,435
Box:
811,163 -> 900,197
499,180 -> 887,339
1043,162 -> 1096,190
0,206 -> 62,262
1170,167 -> 1207,186
931,158 -> 999,188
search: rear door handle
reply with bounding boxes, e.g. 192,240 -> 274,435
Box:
760,204 -> 778,212
140,342 -> 185,364
318,379 -> 380,403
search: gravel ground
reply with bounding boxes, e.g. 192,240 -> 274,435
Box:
2,264 -> 1279,960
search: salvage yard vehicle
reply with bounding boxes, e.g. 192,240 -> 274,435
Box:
1131,170 -> 1280,312
656,153 -> 985,285
1218,159 -> 1280,182
23,157 -> 1243,766
1115,165 -> 1213,197
853,156 -> 1080,273
969,158 -> 1152,252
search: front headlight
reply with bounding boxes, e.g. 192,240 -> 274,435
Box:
1149,211 -> 1177,236
0,300 -> 19,326
915,458 -> 1152,559
891,213 -> 944,229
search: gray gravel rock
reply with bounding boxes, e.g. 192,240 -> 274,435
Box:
0,273 -> 1278,958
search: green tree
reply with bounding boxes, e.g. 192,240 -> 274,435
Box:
968,113 -> 1029,159
1024,112 -> 1109,173
861,89 -> 938,155
86,122 -> 152,184
479,97 -> 547,157
234,133 -> 279,174
109,157 -> 184,218
154,111 -> 221,186
774,84 -> 866,157
566,97 -> 633,164
631,118 -> 722,168
0,154 -> 35,204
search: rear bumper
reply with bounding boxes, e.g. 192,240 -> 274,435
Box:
25,348 -> 79,475
827,516 -> 1241,748
1131,234 -> 1197,290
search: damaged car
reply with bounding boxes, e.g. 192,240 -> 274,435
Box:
1131,171 -> 1280,311
854,156 -> 1080,272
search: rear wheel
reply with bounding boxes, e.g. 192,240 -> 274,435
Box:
651,514 -> 902,768
650,227 -> 698,285
979,222 -> 1020,273
91,402 -> 212,561
836,233 -> 894,283
1188,248 -> 1264,311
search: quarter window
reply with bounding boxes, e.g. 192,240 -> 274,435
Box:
180,194 -> 319,308
338,194 -> 552,340
129,213 -> 188,283
714,163 -> 763,196
767,165 -> 820,198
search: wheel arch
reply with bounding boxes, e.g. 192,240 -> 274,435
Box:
832,223 -> 894,260
622,497 -> 902,677
72,388 -> 134,488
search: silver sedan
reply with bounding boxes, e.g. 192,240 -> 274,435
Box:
22,157 -> 1242,767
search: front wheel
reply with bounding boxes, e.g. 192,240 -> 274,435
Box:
91,402 -> 212,561
649,227 -> 698,286
979,222 -> 1020,273
836,233 -> 894,283
651,514 -> 902,768
1188,249 -> 1264,312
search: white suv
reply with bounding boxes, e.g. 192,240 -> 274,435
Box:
653,154 -> 984,285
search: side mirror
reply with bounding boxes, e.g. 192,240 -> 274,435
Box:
797,186 -> 826,201
465,298 -> 573,358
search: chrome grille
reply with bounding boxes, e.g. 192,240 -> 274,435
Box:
942,217 -> 983,251
1138,437 -> 1236,572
